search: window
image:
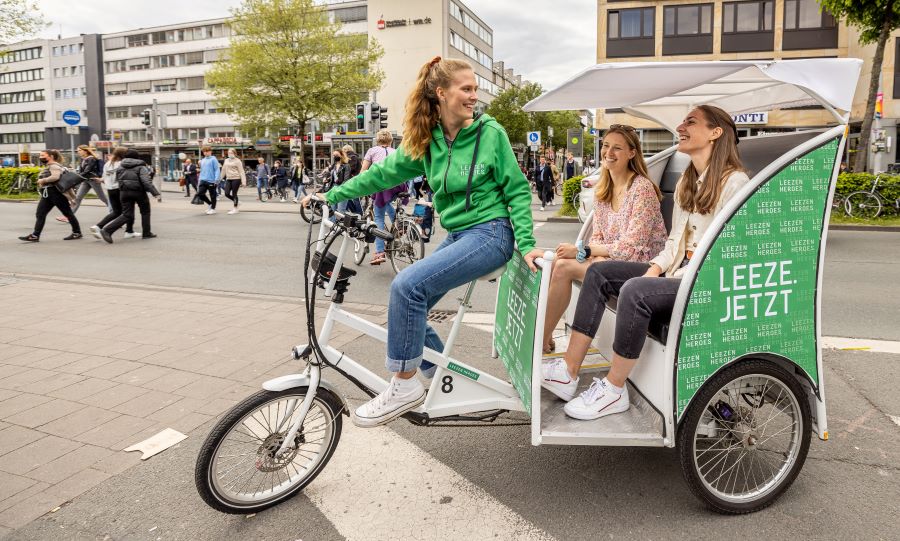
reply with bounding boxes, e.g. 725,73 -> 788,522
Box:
81,87 -> 87,97
0,68 -> 42,84
53,68 -> 60,78
54,89 -> 61,99
153,79 -> 177,92
181,76 -> 205,91
127,57 -> 150,71
52,46 -> 59,56
448,32 -> 492,68
72,88 -> 81,97
332,6 -> 366,23
665,4 -> 712,36
104,36 -> 126,50
68,44 -> 76,54
153,55 -> 177,68
79,43 -> 84,53
63,89 -> 71,98
108,107 -> 129,119
127,34 -> 149,47
105,60 -> 126,73
184,51 -> 204,65
0,111 -> 44,124
608,7 -> 654,39
151,31 -> 168,44
1,46 -> 42,63
450,1 -> 462,22
203,49 -> 222,63
127,81 -> 152,94
0,89 -> 44,104
179,101 -> 205,115
784,0 -> 835,30
78,65 -> 84,75
475,74 -> 498,96
0,132 -> 44,144
723,1 -> 774,33
105,83 -> 127,96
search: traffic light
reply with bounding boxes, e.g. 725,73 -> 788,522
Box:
355,102 -> 367,131
141,109 -> 152,127
379,107 -> 388,130
370,102 -> 381,121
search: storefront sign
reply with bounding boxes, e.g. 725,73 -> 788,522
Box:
255,138 -> 273,150
495,252 -> 541,414
203,137 -> 240,145
377,17 -> 432,29
731,112 -> 768,125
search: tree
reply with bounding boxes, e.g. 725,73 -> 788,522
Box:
820,0 -> 900,172
206,0 -> 384,139
485,82 -> 582,149
0,0 -> 46,43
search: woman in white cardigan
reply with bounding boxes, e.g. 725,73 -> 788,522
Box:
542,104 -> 750,420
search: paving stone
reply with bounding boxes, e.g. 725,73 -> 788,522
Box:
52,467 -> 111,500
140,369 -> 203,393
2,348 -> 68,368
0,368 -> 58,391
78,383 -> 150,409
0,393 -> 52,420
0,485 -> 69,529
26,445 -> 113,484
110,390 -> 181,417
0,345 -> 31,362
16,372 -> 87,395
72,414 -> 155,449
80,359 -> 144,380
0,364 -> 30,380
0,479 -> 49,514
3,398 -> 86,429
46,377 -> 117,402
111,343 -> 168,362
0,435 -> 82,475
53,355 -> 115,375
37,406 -> 120,439
0,425 -> 45,456
113,364 -> 175,387
0,388 -> 20,403
173,375 -> 236,400
145,397 -> 207,424
0,471 -> 38,502
92,450 -> 141,476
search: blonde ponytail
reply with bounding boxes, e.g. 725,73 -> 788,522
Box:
402,56 -> 473,161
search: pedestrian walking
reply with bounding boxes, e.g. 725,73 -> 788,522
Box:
361,129 -> 399,264
196,146 -> 221,214
255,157 -> 270,201
550,160 -> 560,205
327,149 -> 352,212
289,157 -> 306,202
564,151 -> 577,180
98,150 -> 161,243
220,149 -> 246,214
534,156 -> 553,210
183,158 -> 198,197
272,160 -> 289,202
90,146 -> 137,240
57,145 -> 109,223
18,149 -> 82,242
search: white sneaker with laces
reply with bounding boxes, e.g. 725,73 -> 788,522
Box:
123,231 -> 138,239
540,358 -> 578,401
89,225 -> 101,239
228,208 -> 239,215
352,376 -> 426,428
292,197 -> 298,203
564,377 -> 629,420
206,208 -> 217,215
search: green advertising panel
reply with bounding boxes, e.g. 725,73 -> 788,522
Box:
495,252 -> 541,415
676,138 -> 839,418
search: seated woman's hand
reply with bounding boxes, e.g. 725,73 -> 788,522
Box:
644,263 -> 663,278
555,243 -> 578,260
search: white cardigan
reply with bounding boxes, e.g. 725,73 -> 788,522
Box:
650,169 -> 750,278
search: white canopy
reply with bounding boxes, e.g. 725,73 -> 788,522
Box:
523,59 -> 863,132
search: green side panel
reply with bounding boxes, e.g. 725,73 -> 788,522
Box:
495,252 -> 540,415
675,138 -> 839,418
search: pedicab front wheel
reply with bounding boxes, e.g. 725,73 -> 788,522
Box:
677,359 -> 811,514
195,388 -> 343,514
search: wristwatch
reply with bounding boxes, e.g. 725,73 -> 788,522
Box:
576,240 -> 587,263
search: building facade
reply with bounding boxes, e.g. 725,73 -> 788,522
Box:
597,0 -> 900,170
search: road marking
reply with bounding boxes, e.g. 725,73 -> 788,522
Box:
889,415 -> 900,428
534,222 -> 546,229
822,336 -> 900,355
305,423 -> 554,541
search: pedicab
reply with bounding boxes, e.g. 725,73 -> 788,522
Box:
194,58 -> 862,515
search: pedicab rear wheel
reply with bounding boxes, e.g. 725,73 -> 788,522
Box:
677,359 -> 811,514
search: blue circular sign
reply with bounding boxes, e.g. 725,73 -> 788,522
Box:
528,132 -> 539,143
62,110 -> 81,126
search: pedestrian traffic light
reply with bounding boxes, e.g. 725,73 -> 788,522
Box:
356,102 -> 367,131
370,102 -> 381,121
141,109 -> 152,127
379,107 -> 388,130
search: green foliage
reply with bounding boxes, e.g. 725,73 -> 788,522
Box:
0,0 -> 46,43
0,167 -> 40,195
485,83 -> 582,149
836,172 -> 900,203
818,0 -> 900,44
559,176 -> 583,217
206,0 -> 384,136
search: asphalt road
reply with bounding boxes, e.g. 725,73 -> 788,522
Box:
1,199 -> 897,341
1,199 -> 898,540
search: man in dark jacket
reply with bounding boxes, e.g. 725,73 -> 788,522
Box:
99,150 -> 161,243
183,158 -> 198,197
534,156 -> 553,211
341,145 -> 362,213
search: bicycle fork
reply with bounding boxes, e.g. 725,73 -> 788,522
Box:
271,364 -> 322,458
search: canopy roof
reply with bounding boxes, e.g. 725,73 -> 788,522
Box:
523,59 -> 862,132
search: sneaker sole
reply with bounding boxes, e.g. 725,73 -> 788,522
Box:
564,396 -> 630,420
540,380 -> 576,402
351,390 -> 426,428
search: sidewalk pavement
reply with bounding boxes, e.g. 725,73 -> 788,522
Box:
0,273 -> 383,535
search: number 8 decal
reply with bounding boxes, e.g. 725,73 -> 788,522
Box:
441,375 -> 453,393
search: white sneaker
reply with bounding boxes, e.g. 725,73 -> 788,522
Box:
123,231 -> 138,239
89,225 -> 101,239
227,208 -> 239,215
352,376 -> 426,428
292,197 -> 298,203
540,358 -> 578,401
280,197 -> 286,203
206,208 -> 217,215
564,377 -> 629,420
540,206 -> 545,211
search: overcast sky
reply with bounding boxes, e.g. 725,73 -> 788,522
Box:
34,0 -> 596,90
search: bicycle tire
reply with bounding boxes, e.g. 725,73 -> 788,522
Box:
845,191 -> 882,219
300,203 -> 322,224
830,194 -> 846,216
388,220 -> 425,275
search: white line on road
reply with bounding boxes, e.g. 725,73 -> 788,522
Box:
304,423 -> 555,541
889,415 -> 900,428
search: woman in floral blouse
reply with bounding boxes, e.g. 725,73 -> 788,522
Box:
542,125 -> 667,354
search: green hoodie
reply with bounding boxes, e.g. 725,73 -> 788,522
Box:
324,113 -> 536,253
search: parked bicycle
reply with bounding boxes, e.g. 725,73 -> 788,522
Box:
845,174 -> 899,218
384,192 -> 425,274
5,173 -> 32,195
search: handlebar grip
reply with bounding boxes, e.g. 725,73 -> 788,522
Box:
366,224 -> 393,242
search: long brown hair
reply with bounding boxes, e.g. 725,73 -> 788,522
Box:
111,146 -> 127,162
401,56 -> 473,160
676,105 -> 743,214
77,145 -> 97,159
595,126 -> 660,203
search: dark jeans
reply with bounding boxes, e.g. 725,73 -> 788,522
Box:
571,260 -> 680,359
197,182 -> 217,209
223,179 -> 241,207
539,179 -> 554,206
33,187 -> 80,237
185,177 -> 198,196
96,189 -> 134,233
104,190 -> 151,236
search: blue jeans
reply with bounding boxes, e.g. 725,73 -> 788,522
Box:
291,180 -> 306,198
256,177 -> 267,198
374,203 -> 396,253
386,218 -> 514,376
336,197 -> 362,214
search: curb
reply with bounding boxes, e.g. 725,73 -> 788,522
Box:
828,224 -> 900,232
546,215 -> 580,223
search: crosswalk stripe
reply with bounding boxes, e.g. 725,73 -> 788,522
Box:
304,423 -> 555,541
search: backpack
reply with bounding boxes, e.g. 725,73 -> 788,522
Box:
92,156 -> 103,178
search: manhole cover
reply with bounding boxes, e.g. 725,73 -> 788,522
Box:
426,310 -> 455,323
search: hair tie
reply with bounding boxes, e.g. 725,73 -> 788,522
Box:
429,56 -> 441,68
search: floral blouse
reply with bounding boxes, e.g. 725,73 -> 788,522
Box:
590,175 -> 667,262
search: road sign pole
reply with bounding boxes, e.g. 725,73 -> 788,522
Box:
70,133 -> 76,165
152,99 -> 161,191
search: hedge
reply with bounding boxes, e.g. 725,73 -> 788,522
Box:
836,172 -> 900,206
559,176 -> 583,217
0,167 -> 41,195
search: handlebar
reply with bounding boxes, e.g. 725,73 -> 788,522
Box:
310,198 -> 393,242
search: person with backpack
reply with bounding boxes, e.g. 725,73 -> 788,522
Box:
361,129 -> 400,264
342,144 -> 363,213
272,159 -> 289,202
98,150 -> 161,243
18,149 -> 82,242
57,145 -> 109,224
90,147 -> 137,240
255,157 -> 270,201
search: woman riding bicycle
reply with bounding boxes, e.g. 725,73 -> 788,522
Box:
303,56 -> 543,428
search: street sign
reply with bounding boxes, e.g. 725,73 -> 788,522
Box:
547,126 -> 554,138
566,128 -> 583,157
65,125 -> 80,135
589,128 -> 598,136
527,131 -> 541,146
530,144 -> 539,152
62,110 -> 81,126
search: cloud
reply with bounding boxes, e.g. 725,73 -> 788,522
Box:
34,0 -> 595,90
